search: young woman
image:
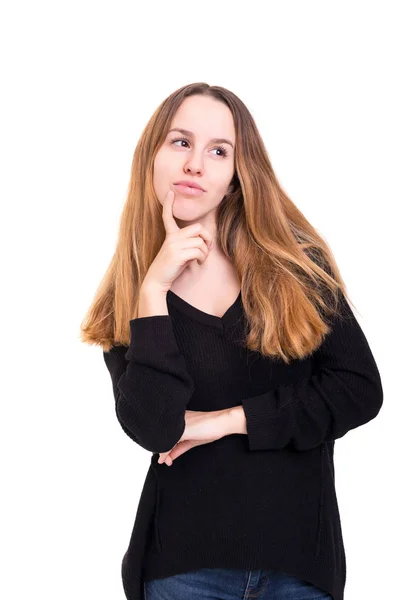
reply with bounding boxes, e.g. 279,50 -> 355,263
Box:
81,82 -> 383,600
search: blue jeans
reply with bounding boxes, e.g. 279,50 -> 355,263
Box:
143,568 -> 333,599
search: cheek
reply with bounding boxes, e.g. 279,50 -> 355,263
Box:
210,174 -> 233,196
154,149 -> 175,179
153,155 -> 168,185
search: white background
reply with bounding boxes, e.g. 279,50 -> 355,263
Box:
1,1 -> 398,598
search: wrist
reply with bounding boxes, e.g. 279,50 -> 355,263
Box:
225,405 -> 247,435
140,279 -> 169,297
138,282 -> 169,318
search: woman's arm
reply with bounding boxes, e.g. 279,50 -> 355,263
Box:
228,294 -> 383,451
104,314 -> 195,454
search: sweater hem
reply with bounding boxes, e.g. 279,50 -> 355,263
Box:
141,539 -> 344,600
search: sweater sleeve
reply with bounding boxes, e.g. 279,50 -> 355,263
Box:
241,294 -> 384,452
103,315 -> 195,453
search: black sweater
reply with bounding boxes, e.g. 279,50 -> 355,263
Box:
103,288 -> 383,600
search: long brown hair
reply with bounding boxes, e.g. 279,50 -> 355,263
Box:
80,82 -> 356,363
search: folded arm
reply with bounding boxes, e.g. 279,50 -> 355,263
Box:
103,316 -> 195,453
237,294 -> 384,451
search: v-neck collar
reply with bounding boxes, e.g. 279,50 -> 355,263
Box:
167,289 -> 243,331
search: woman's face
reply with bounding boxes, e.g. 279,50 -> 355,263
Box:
153,95 -> 236,227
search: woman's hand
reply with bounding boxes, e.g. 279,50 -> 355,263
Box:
144,190 -> 213,294
158,409 -> 232,465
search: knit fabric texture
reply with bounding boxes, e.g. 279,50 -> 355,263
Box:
103,288 -> 383,600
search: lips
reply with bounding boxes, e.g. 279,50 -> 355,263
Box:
174,180 -> 205,191
173,183 -> 205,196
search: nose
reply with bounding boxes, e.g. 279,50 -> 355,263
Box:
184,158 -> 203,176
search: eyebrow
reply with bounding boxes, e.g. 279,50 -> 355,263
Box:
168,128 -> 234,148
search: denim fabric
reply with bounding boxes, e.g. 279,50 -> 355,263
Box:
144,567 -> 333,599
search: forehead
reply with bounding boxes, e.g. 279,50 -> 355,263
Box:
169,95 -> 235,143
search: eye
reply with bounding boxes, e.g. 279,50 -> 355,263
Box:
170,137 -> 229,158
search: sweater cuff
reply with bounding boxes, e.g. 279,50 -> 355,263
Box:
241,392 -> 296,451
125,315 -> 179,361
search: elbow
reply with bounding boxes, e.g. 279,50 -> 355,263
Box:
368,380 -> 384,420
368,357 -> 384,416
116,399 -> 185,454
360,370 -> 384,425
